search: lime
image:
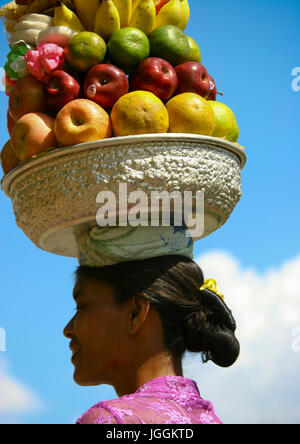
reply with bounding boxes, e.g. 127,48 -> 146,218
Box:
148,25 -> 190,66
65,32 -> 107,73
108,28 -> 150,71
208,101 -> 239,142
186,36 -> 201,62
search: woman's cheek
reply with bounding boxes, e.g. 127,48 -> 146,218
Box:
73,311 -> 89,338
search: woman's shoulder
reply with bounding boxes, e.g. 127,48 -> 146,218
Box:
76,388 -> 222,425
76,391 -> 150,424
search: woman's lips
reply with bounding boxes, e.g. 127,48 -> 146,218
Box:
69,341 -> 79,353
69,342 -> 79,362
71,352 -> 78,363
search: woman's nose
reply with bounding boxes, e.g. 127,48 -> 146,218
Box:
63,316 -> 74,339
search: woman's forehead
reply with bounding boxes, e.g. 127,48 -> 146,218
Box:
73,277 -> 114,300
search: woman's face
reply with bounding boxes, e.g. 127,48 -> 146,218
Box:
63,276 -> 130,386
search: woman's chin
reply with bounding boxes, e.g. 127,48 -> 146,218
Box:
73,370 -> 104,387
73,372 -> 93,386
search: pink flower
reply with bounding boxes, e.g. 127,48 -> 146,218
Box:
25,43 -> 65,82
25,49 -> 47,81
37,43 -> 65,72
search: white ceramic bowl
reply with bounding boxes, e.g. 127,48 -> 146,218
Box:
1,134 -> 246,258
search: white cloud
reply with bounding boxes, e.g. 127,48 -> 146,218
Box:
0,358 -> 43,423
183,251 -> 300,424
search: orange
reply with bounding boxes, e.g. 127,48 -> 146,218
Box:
208,101 -> 239,142
111,91 -> 169,137
166,93 -> 215,135
65,32 -> 107,73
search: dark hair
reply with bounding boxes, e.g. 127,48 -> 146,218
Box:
74,255 -> 240,368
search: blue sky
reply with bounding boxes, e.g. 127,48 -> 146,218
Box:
0,0 -> 299,424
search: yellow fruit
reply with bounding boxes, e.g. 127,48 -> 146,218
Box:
94,0 -> 120,41
166,93 -> 215,135
54,4 -> 85,32
113,0 -> 132,27
177,0 -> 190,30
74,0 -> 100,31
208,101 -> 239,142
111,91 -> 169,136
186,35 -> 201,62
132,0 -> 140,13
234,142 -> 245,150
129,0 -> 156,34
154,0 -> 181,29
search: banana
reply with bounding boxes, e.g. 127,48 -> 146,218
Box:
177,0 -> 190,30
10,13 -> 54,45
94,0 -> 120,41
154,0 -> 181,28
73,0 -> 100,31
20,14 -> 54,25
10,29 -> 41,46
129,0 -> 156,34
37,26 -> 78,47
15,20 -> 50,31
132,0 -> 140,13
54,4 -> 85,32
112,0 -> 132,28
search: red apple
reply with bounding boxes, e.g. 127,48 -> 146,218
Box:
4,74 -> 16,97
54,99 -> 112,146
11,113 -> 58,161
175,62 -> 211,98
83,64 -> 129,110
46,70 -> 81,112
5,74 -> 16,88
207,74 -> 223,101
130,57 -> 178,102
207,74 -> 217,100
7,111 -> 16,137
1,140 -> 19,175
9,76 -> 47,122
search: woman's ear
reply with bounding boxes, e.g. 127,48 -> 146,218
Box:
129,294 -> 151,334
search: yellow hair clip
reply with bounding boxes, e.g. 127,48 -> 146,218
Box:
200,279 -> 225,301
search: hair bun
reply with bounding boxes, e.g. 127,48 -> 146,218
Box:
184,288 -> 240,367
205,325 -> 240,368
199,288 -> 237,332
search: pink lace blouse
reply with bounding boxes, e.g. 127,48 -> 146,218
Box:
76,376 -> 222,424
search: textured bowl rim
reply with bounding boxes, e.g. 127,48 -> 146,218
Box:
1,133 -> 246,198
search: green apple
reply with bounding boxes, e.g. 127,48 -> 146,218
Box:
65,32 -> 107,73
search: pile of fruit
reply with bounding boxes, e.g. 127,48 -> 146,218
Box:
0,0 -> 242,176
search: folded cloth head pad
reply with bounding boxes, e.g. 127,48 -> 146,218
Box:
77,225 -> 194,267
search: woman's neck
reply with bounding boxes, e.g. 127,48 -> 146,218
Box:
114,351 -> 183,397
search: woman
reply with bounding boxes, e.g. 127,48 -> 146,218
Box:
64,250 -> 240,424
